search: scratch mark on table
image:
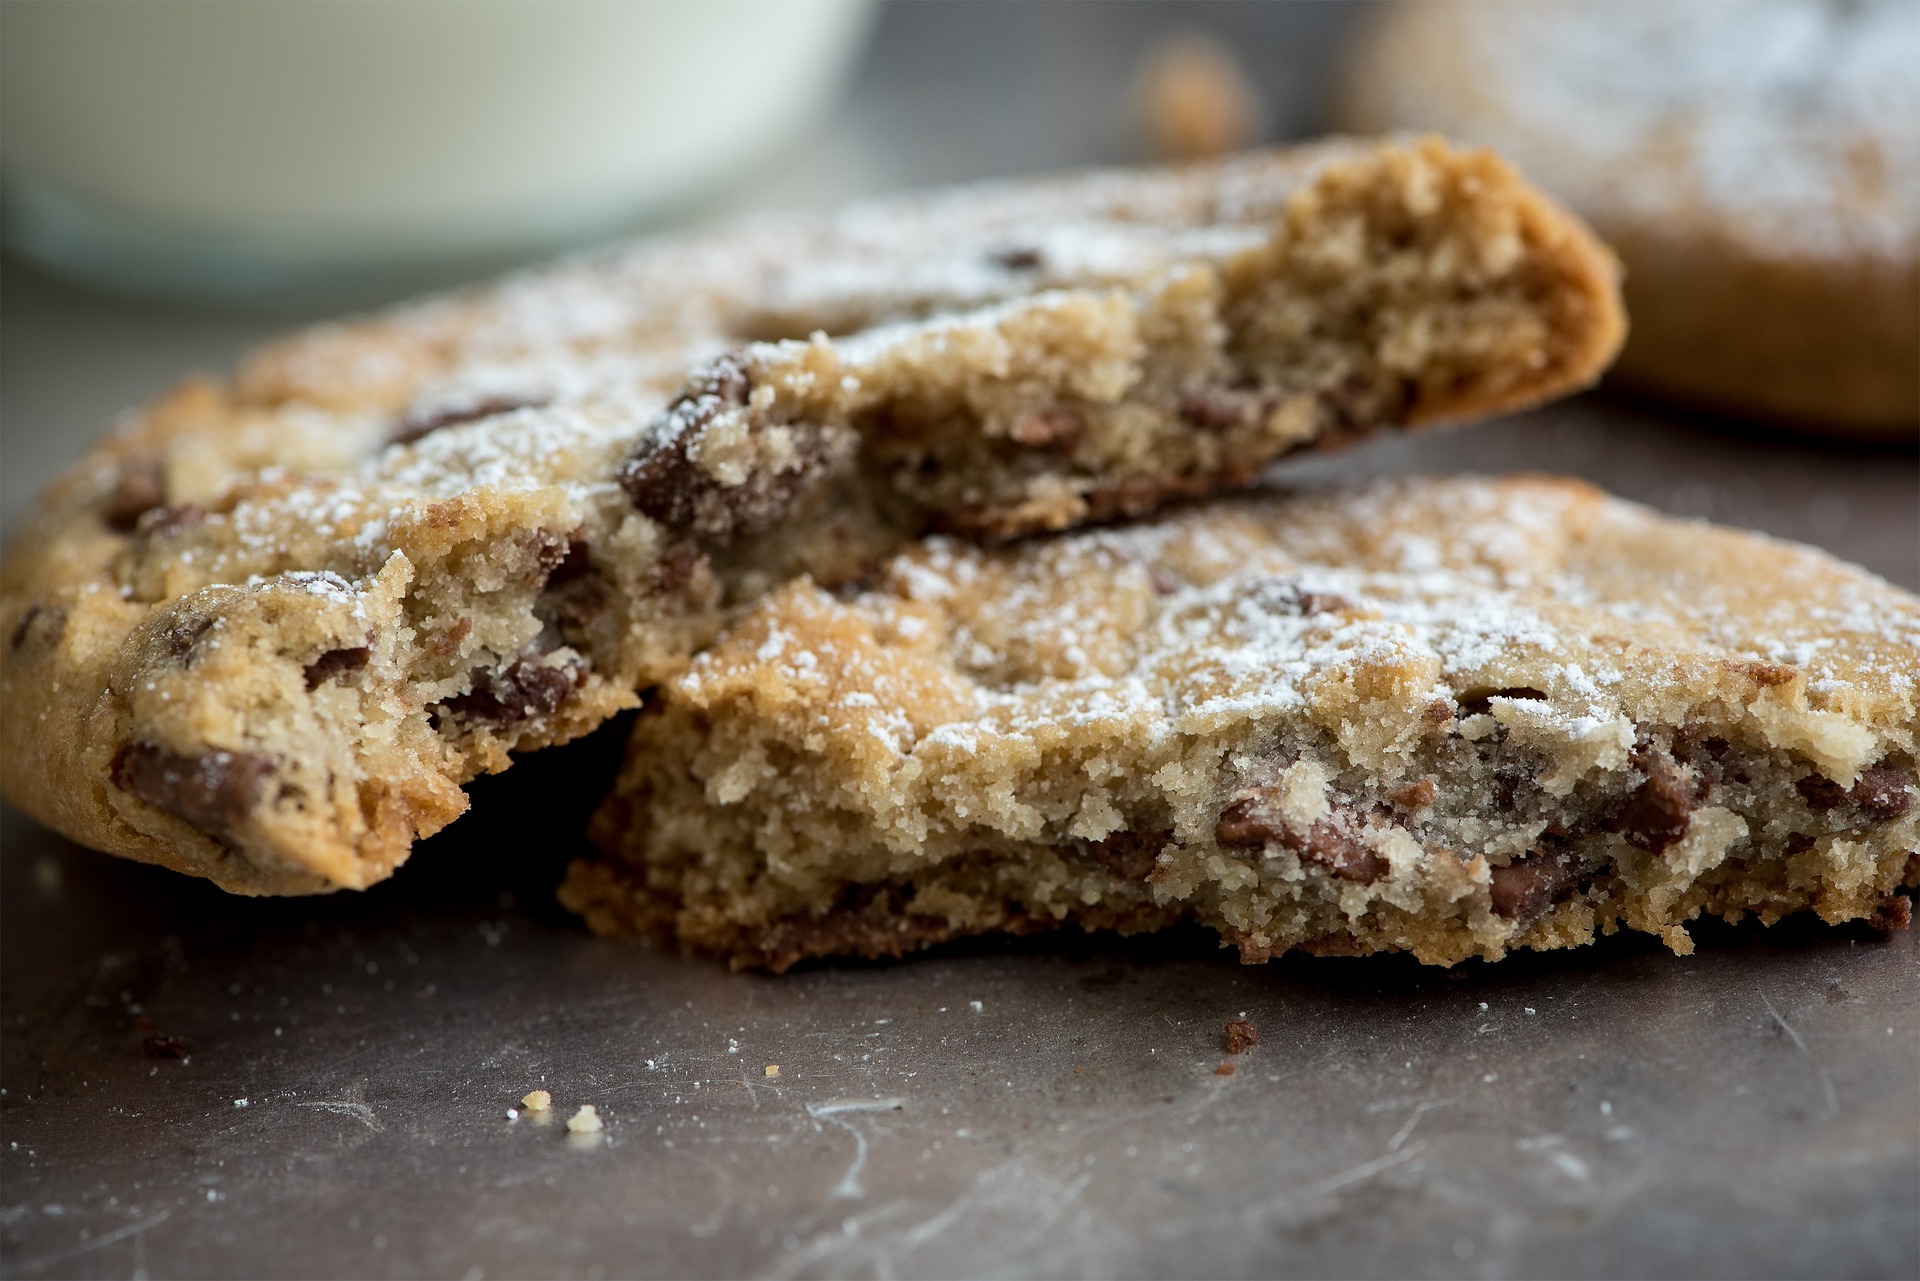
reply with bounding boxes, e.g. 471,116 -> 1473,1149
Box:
1760,990 -> 1840,1119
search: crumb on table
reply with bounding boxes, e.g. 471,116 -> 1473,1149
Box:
1224,1018 -> 1260,1054
567,1104 -> 603,1134
521,1089 -> 552,1112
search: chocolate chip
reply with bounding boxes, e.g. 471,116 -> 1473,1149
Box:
1489,842 -> 1585,922
1177,390 -> 1249,432
391,394 -> 548,446
303,646 -> 371,689
1610,745 -> 1694,853
1007,409 -> 1084,449
1223,1018 -> 1260,1054
110,744 -> 275,849
988,246 -> 1043,271
1850,765 -> 1913,820
141,1033 -> 191,1059
103,458 -> 167,532
442,657 -> 585,727
1080,829 -> 1168,881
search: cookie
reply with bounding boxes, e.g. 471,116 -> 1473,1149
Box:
1334,0 -> 1920,436
0,137 -> 1624,895
566,476 -> 1919,971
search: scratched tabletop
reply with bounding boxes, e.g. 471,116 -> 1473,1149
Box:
3,5 -> 1918,1278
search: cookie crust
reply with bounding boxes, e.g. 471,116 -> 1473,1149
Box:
569,476 -> 1919,970
1,138 -> 1623,894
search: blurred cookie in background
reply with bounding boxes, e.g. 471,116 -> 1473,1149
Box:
1334,0 -> 1919,439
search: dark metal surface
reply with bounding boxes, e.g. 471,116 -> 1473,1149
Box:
3,4 -> 1918,1277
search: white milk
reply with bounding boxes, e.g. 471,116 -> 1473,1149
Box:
0,0 -> 875,300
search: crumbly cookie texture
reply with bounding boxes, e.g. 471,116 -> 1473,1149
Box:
1335,0 -> 1920,435
567,476 -> 1919,971
0,137 -> 1624,895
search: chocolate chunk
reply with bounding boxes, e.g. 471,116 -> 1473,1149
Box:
133,503 -> 209,541
303,646 -> 371,689
1007,409 -> 1084,449
988,246 -> 1043,271
1866,894 -> 1913,933
652,544 -> 702,593
391,394 -> 548,446
110,744 -> 275,849
618,355 -> 834,540
1080,829 -> 1168,880
1213,797 -> 1386,881
1610,746 -> 1694,853
1457,686 -> 1547,716
9,603 -> 67,653
9,605 -> 41,651
1296,821 -> 1388,882
103,458 -> 167,532
1740,661 -> 1798,688
161,615 -> 214,661
1177,390 -> 1249,432
141,1033 -> 191,1059
1795,772 -> 1849,809
1215,795 -> 1284,847
1850,765 -> 1913,820
1388,777 -> 1437,811
442,657 -> 586,727
1223,1018 -> 1260,1054
1489,844 -> 1585,923
1422,698 -> 1457,728
1296,590 -> 1352,616
540,532 -> 592,583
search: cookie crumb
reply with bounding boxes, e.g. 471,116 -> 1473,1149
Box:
141,1033 -> 190,1059
1224,1018 -> 1260,1054
764,1065 -> 780,1078
1136,33 -> 1264,160
1214,1062 -> 1238,1076
566,1104 -> 603,1134
521,1089 -> 552,1112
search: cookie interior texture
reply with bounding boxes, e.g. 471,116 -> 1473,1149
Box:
1335,0 -> 1920,435
0,137 -> 1624,894
566,476 -> 1919,971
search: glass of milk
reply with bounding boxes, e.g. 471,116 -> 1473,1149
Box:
0,0 -> 876,303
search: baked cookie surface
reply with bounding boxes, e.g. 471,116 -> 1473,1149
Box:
568,476 -> 1919,970
1335,0 -> 1920,435
0,137 -> 1625,895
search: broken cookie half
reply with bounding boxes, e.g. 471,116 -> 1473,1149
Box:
1,137 -> 1623,894
565,476 -> 1918,970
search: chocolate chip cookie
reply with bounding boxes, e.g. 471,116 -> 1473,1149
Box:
0,137 -> 1624,894
567,476 -> 1918,970
1335,0 -> 1920,436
